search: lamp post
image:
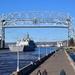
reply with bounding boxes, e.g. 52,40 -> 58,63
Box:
46,44 -> 48,55
38,45 -> 40,60
17,42 -> 19,72
46,45 -> 47,55
50,46 -> 51,53
50,46 -> 52,53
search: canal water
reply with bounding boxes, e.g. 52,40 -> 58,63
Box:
69,52 -> 75,62
0,47 -> 56,75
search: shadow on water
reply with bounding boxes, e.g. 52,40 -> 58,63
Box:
69,52 -> 75,62
60,69 -> 66,75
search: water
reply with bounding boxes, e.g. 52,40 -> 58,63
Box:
69,52 -> 75,62
0,47 -> 56,75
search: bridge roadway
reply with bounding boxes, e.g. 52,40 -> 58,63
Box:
30,50 -> 75,75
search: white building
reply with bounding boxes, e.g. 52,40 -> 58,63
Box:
57,41 -> 63,47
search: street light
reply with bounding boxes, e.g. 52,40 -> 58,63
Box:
50,46 -> 51,53
46,46 -> 47,55
17,42 -> 19,72
50,46 -> 52,53
37,45 -> 40,60
46,44 -> 49,55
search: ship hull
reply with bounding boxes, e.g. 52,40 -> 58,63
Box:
23,46 -> 35,51
9,45 -> 35,52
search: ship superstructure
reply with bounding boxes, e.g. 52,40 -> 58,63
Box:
9,34 -> 36,52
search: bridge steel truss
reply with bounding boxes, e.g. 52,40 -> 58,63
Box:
0,11 -> 74,48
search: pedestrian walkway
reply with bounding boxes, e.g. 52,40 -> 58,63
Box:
30,50 -> 75,75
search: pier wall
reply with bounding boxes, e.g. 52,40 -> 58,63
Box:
11,51 -> 55,75
65,51 -> 75,71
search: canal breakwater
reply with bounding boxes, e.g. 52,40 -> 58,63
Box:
11,51 -> 55,75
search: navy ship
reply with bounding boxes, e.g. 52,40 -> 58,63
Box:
8,34 -> 36,52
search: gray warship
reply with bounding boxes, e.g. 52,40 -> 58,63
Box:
8,34 -> 36,52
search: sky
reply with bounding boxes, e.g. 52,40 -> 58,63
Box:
0,0 -> 75,42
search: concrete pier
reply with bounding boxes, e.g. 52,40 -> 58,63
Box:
11,51 -> 55,75
30,50 -> 75,75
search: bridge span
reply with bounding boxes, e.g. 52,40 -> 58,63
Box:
0,11 -> 74,48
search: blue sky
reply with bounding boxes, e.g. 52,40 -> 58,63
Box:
0,0 -> 75,42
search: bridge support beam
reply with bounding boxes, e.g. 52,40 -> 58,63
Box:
1,20 -> 5,48
67,24 -> 69,47
1,28 -> 5,48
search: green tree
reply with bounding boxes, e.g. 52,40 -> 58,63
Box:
69,38 -> 74,46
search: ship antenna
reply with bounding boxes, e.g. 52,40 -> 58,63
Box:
27,32 -> 29,38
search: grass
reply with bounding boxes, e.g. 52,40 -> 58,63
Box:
64,47 -> 75,52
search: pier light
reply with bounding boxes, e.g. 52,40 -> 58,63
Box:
50,46 -> 52,53
37,45 -> 41,60
46,44 -> 49,56
51,46 -> 52,53
17,44 -> 19,72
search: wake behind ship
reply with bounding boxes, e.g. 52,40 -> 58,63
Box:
8,34 -> 36,52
